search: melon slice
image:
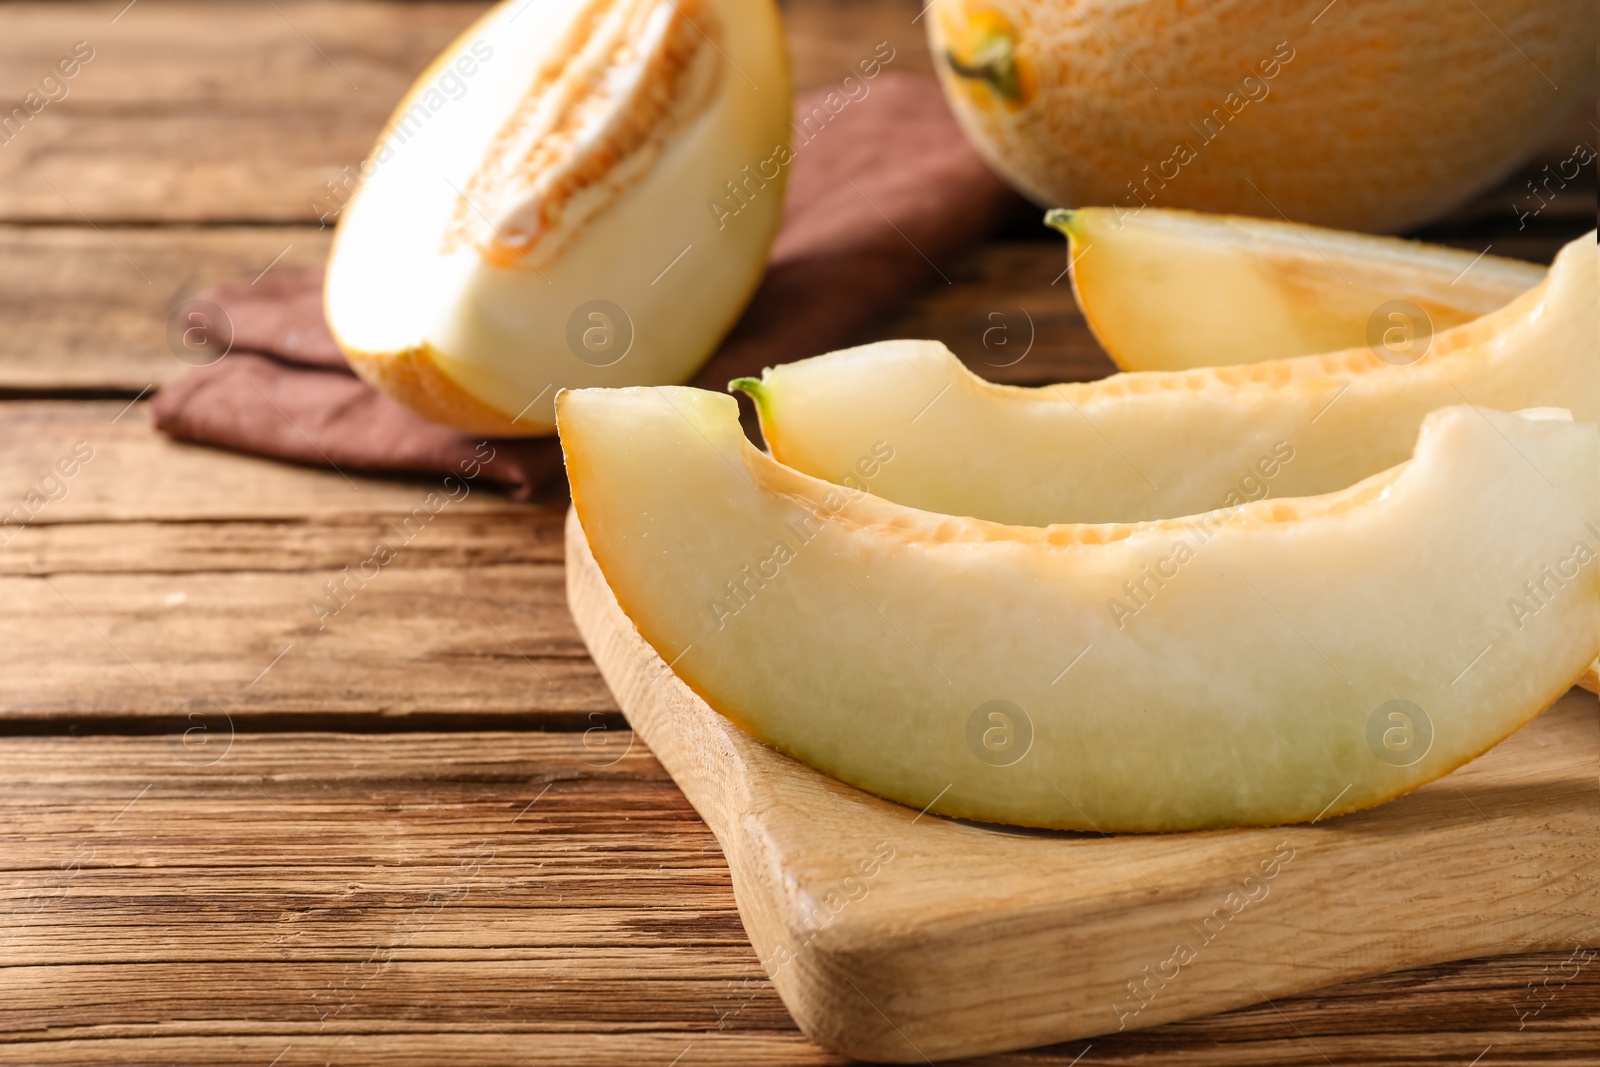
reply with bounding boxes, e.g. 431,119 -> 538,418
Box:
325,0 -> 791,434
562,387 -> 1598,831
737,232 -> 1596,526
1050,207 -> 1548,372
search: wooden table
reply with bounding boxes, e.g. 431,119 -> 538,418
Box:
1,2 -> 1594,1063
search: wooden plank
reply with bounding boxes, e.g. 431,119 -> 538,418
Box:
0,731 -> 1593,1065
0,401 -> 594,725
0,1035 -> 839,1067
0,226 -> 331,391
0,401 -> 542,520
0,558 -> 612,721
0,1 -> 489,223
3,1021 -> 1597,1067
0,730 -> 806,1051
0,513 -> 562,575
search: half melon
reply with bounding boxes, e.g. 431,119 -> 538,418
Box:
325,0 -> 791,434
737,232 -> 1596,526
562,386 -> 1598,831
925,0 -> 1593,233
1050,207 -> 1547,372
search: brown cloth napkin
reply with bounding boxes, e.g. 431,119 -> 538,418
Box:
151,75 -> 1025,499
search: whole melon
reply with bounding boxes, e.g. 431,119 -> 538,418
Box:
925,0 -> 1594,232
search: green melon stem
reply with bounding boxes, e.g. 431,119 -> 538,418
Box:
944,32 -> 1022,102
728,377 -> 766,406
1043,208 -> 1078,239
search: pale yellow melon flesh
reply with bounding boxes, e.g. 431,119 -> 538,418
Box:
326,0 -> 791,434
738,233 -> 1596,527
1053,207 -> 1546,372
562,387 -> 1598,831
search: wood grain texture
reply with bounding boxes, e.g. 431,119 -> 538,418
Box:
1,730 -> 1595,1066
0,730 -> 811,1059
566,508 -> 1600,1062
0,1 -> 487,224
0,558 -> 607,721
0,401 -> 551,522
0,226 -> 332,391
0,402 -> 603,724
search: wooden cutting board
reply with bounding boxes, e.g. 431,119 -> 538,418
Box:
564,509 -> 1600,1062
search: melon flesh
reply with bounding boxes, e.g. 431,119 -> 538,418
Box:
739,233 -> 1596,526
562,387 -> 1598,831
1053,207 -> 1546,372
325,0 -> 791,433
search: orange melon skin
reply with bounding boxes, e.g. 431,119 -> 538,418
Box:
927,0 -> 1594,233
341,344 -> 540,438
